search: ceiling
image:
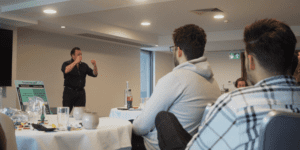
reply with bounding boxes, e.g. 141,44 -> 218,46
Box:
0,0 -> 300,51
0,0 -> 32,6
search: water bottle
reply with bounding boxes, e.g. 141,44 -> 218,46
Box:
127,89 -> 133,110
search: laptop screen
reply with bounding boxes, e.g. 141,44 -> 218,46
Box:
15,80 -> 51,114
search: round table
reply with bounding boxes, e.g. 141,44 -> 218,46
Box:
109,108 -> 142,121
15,115 -> 132,150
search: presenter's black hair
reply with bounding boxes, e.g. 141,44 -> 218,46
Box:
70,47 -> 81,56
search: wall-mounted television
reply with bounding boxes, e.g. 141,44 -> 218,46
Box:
0,28 -> 13,86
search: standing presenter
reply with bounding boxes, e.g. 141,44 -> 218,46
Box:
61,47 -> 98,113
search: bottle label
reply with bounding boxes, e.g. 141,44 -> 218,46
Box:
127,96 -> 133,102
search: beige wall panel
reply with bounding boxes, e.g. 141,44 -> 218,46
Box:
204,51 -> 242,92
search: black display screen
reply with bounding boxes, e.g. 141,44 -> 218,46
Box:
0,28 -> 13,86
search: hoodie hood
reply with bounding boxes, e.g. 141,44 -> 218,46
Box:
173,56 -> 213,79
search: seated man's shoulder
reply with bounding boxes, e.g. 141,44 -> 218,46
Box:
211,93 -> 235,109
212,87 -> 257,113
160,70 -> 201,85
216,86 -> 253,101
229,86 -> 259,99
161,70 -> 182,80
215,85 -> 300,116
169,69 -> 205,80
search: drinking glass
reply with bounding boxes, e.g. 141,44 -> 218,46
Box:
57,107 -> 69,130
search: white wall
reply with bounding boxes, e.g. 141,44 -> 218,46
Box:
0,25 -> 18,109
16,28 -> 142,117
204,50 -> 242,92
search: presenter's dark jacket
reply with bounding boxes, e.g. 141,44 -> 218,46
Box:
61,59 -> 97,90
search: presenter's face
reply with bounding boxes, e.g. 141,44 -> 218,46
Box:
72,50 -> 82,60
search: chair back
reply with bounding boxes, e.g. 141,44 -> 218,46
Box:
0,113 -> 18,150
201,103 -> 214,126
258,111 -> 300,150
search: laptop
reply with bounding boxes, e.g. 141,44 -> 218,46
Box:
15,80 -> 52,114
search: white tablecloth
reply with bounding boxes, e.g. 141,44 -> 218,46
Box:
109,108 -> 142,121
16,115 -> 132,150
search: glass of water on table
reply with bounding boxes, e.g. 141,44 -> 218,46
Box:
57,107 -> 69,130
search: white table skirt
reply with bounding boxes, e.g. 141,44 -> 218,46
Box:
16,115 -> 132,150
109,108 -> 142,121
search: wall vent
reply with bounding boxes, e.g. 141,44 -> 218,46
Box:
76,33 -> 154,48
191,8 -> 223,16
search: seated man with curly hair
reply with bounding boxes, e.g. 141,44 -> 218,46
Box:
132,24 -> 221,150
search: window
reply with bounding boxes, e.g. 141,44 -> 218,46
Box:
140,50 -> 153,98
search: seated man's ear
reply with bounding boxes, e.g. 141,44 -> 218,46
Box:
177,47 -> 183,57
248,55 -> 255,70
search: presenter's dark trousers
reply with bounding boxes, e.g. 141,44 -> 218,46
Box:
62,86 -> 86,113
155,111 -> 192,150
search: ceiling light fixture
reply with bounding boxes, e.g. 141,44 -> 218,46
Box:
155,45 -> 158,47
214,15 -> 224,19
43,9 -> 57,14
61,26 -> 65,28
141,22 -> 151,26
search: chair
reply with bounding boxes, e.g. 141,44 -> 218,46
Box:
129,119 -> 146,150
200,103 -> 214,126
0,113 -> 18,150
258,111 -> 300,150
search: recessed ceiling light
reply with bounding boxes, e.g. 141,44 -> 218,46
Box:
61,26 -> 65,28
155,45 -> 158,47
141,22 -> 151,26
214,15 -> 224,19
43,9 -> 57,14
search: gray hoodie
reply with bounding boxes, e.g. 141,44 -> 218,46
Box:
133,56 -> 221,150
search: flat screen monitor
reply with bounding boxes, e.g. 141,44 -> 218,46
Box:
0,28 -> 13,86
